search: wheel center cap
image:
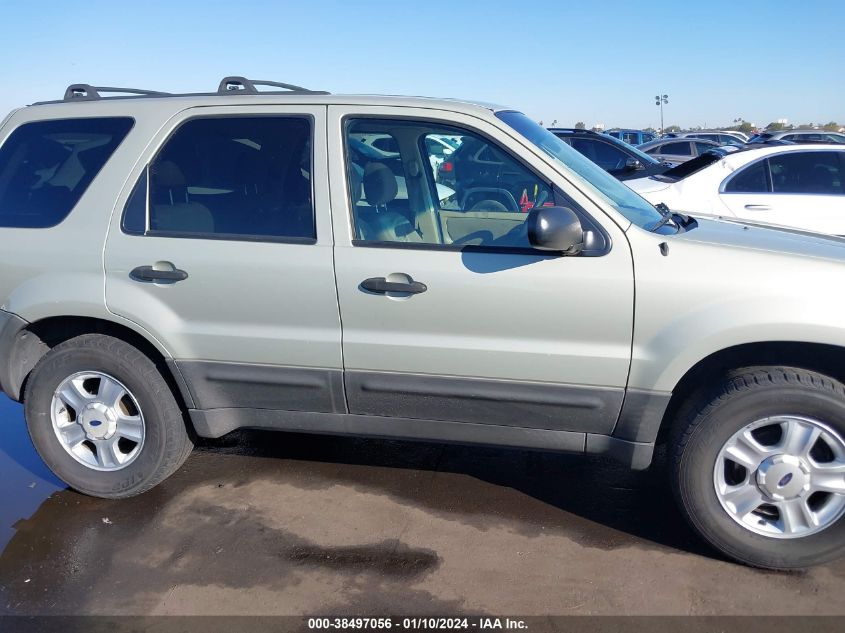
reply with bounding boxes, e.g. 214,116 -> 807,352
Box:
78,402 -> 117,440
756,454 -> 810,500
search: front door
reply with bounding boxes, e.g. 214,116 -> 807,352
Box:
328,106 -> 635,435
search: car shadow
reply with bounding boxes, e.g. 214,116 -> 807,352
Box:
194,429 -> 714,560
460,250 -> 555,274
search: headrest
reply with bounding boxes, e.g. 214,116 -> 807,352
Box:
363,162 -> 398,207
153,161 -> 186,187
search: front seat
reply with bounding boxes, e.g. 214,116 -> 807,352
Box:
348,163 -> 375,240
150,161 -> 215,233
363,162 -> 399,211
359,162 -> 421,243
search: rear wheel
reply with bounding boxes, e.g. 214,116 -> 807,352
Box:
672,367 -> 845,569
24,334 -> 193,498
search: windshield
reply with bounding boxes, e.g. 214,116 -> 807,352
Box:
497,111 -> 665,229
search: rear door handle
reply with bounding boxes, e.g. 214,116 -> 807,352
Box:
744,204 -> 772,211
130,265 -> 189,282
361,277 -> 427,294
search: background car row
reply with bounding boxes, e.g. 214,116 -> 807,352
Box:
539,123 -> 845,237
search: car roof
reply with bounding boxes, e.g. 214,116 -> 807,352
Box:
22,78 -> 512,120
26,93 -> 508,116
679,131 -> 743,136
638,137 -> 720,148
547,128 -> 601,135
771,129 -> 842,135
718,143 -> 845,165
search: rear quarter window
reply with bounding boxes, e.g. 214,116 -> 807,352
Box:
0,117 -> 133,228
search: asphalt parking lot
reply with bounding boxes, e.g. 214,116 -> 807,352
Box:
1,394 -> 844,617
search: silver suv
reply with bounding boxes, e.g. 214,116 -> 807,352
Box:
1,78 -> 845,570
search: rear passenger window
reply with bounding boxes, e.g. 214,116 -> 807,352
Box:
769,152 -> 843,195
143,116 -> 314,240
0,117 -> 133,228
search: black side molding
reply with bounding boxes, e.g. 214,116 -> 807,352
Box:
176,361 -> 347,414
346,370 -> 623,434
612,388 -> 672,443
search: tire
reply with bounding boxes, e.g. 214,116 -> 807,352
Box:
24,334 -> 193,498
672,366 -> 845,569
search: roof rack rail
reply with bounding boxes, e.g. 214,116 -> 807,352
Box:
217,76 -> 327,95
41,77 -> 329,106
63,84 -> 171,101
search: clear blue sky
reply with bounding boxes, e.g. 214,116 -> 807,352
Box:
1,0 -> 842,130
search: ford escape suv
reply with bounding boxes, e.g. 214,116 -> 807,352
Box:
1,77 -> 845,570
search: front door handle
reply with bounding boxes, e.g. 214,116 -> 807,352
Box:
744,204 -> 772,211
130,265 -> 189,282
361,277 -> 427,294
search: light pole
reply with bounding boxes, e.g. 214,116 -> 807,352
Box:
655,94 -> 668,135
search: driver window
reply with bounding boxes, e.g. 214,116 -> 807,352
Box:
345,118 -> 553,249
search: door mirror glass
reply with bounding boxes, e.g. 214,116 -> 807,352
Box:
527,206 -> 583,254
625,158 -> 643,171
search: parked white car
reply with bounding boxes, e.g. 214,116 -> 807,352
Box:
626,145 -> 845,234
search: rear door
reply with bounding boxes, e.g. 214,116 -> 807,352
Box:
104,105 -> 345,415
327,105 -> 635,436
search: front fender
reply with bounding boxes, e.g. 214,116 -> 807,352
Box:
630,297 -> 845,393
627,223 -> 845,394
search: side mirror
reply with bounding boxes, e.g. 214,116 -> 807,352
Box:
625,158 -> 643,171
527,206 -> 583,255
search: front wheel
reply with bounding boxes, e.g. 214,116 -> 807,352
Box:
24,334 -> 193,498
672,367 -> 845,569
